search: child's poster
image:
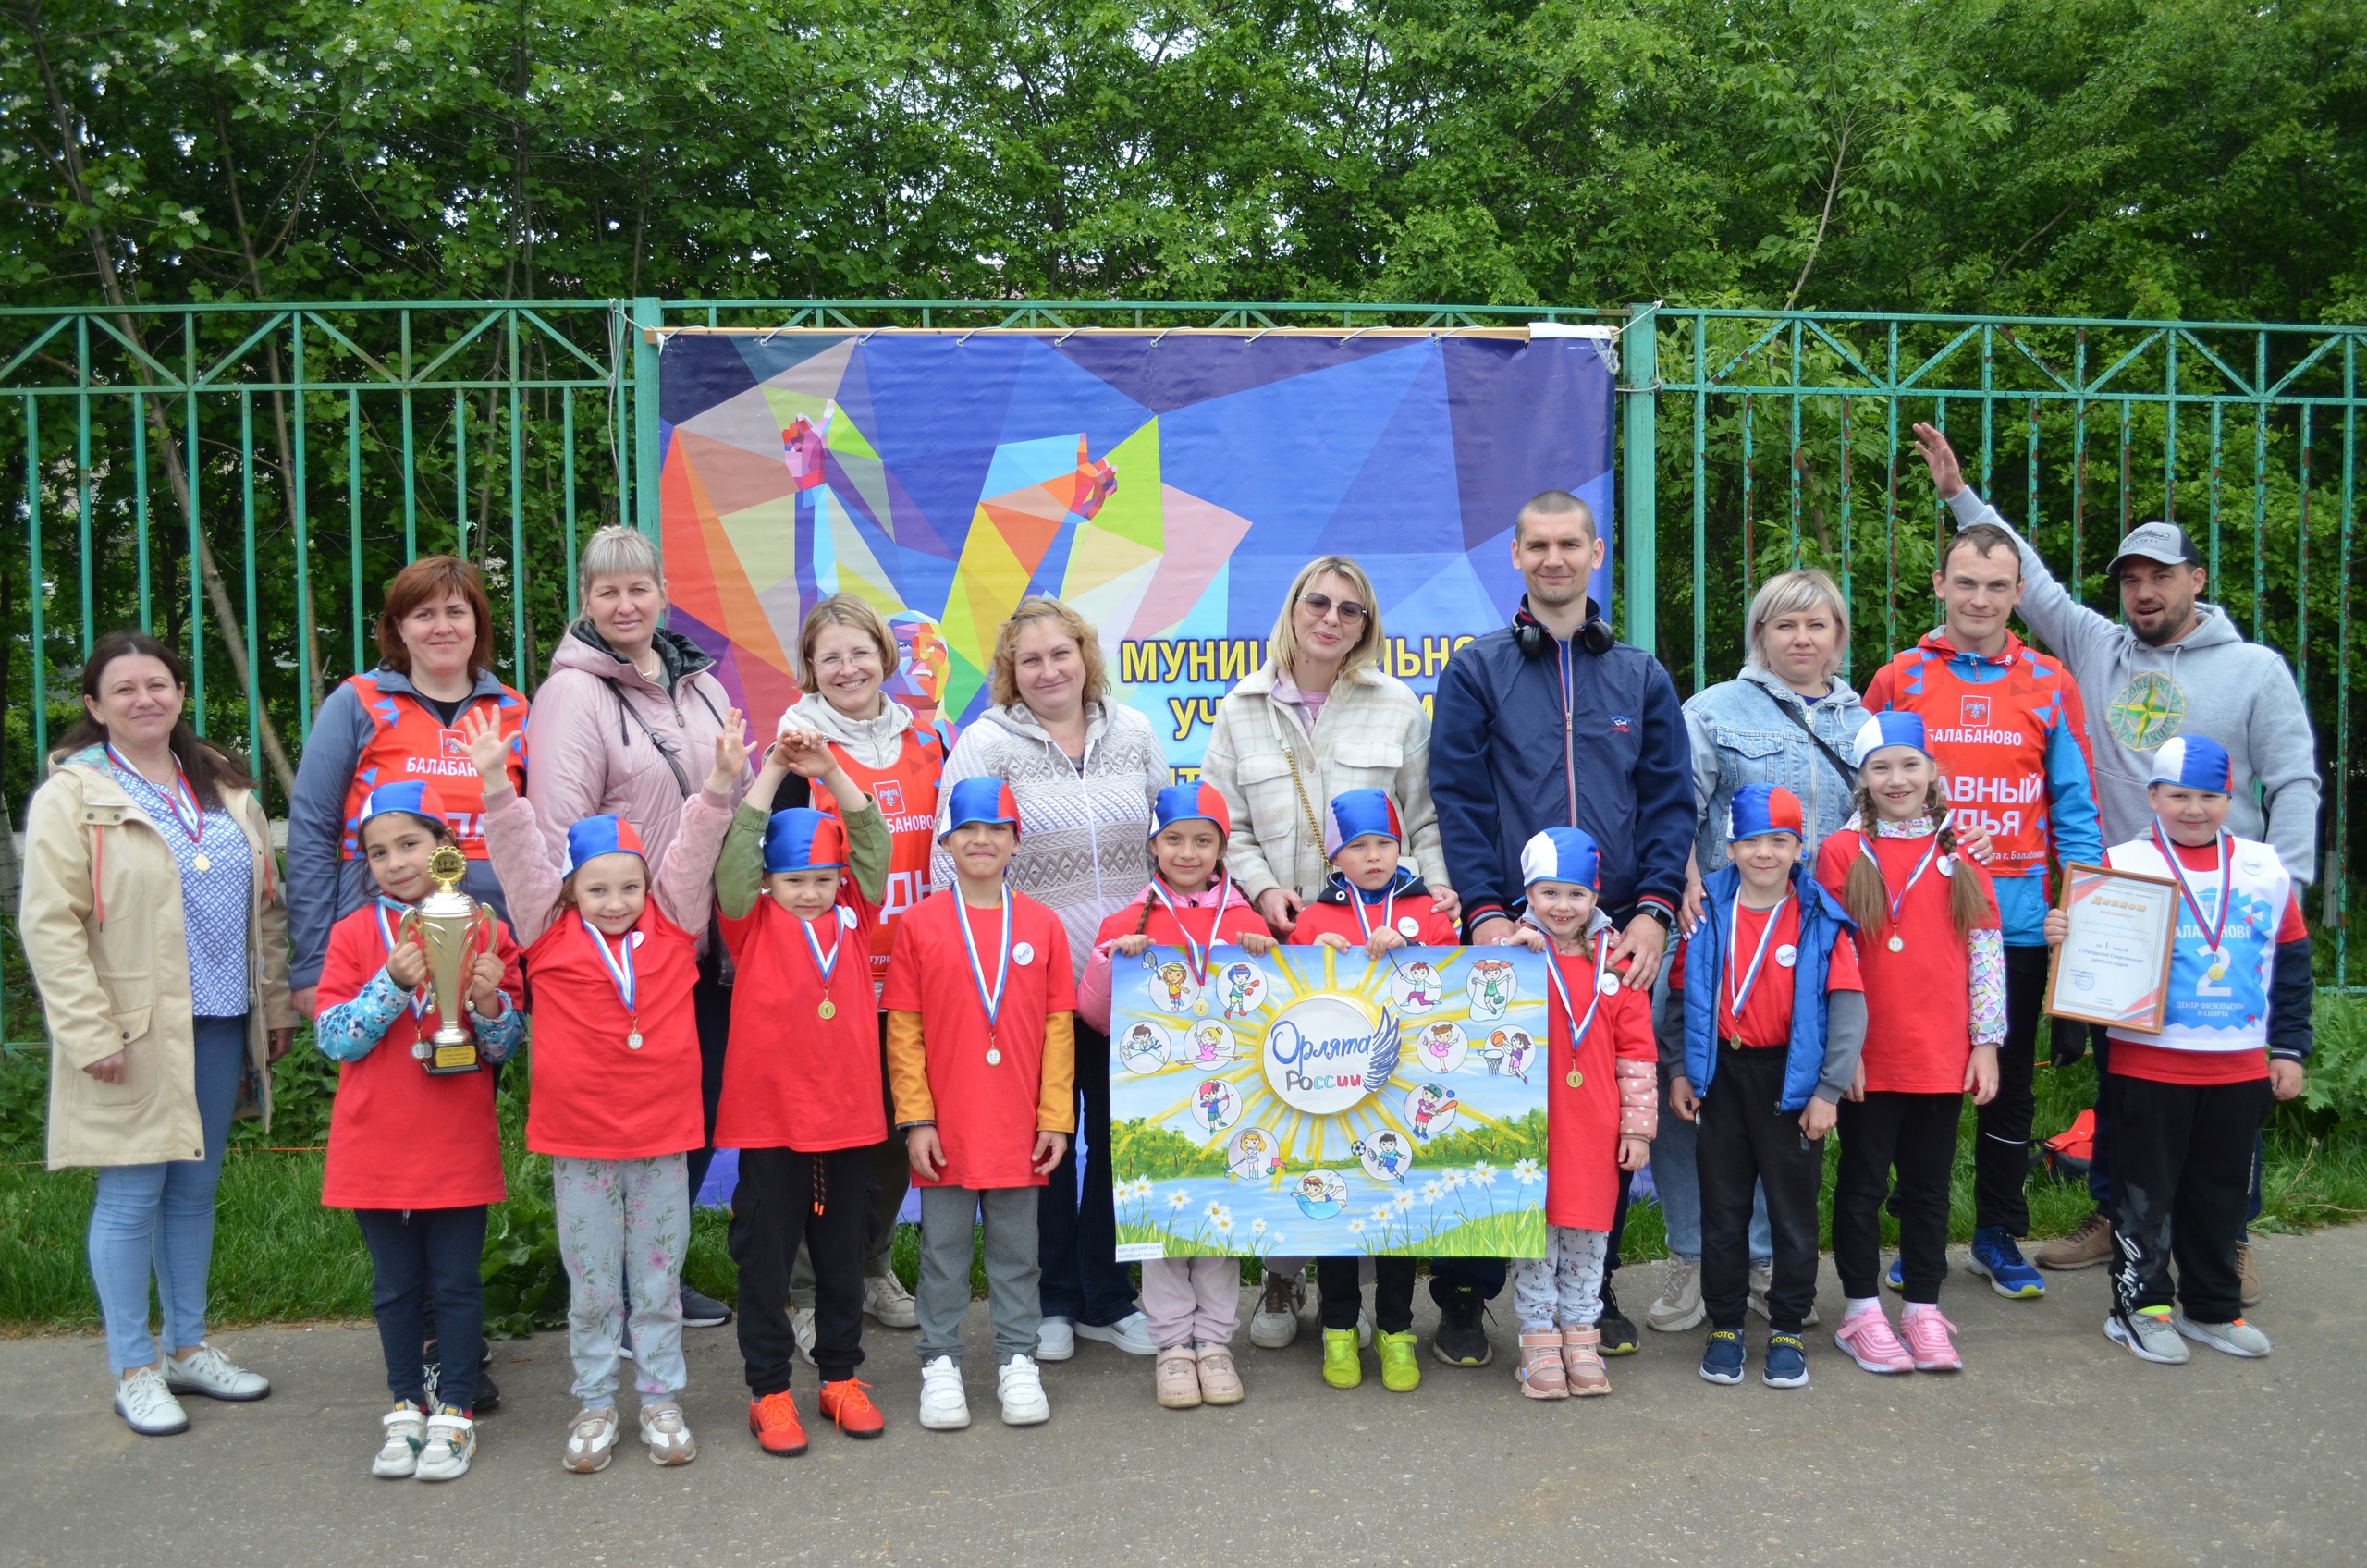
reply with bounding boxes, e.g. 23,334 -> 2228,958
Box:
1108,945 -> 1550,1260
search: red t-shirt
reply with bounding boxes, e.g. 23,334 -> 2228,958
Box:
716,888 -> 889,1151
1091,888 -> 1273,953
1814,827 -> 2000,1094
881,888 -> 1076,1189
1541,938 -> 1657,1231
318,904 -> 524,1211
1670,902 -> 1863,1049
2112,839 -> 2308,1086
1291,889 -> 1460,949
813,727 -> 944,988
520,907 -> 705,1160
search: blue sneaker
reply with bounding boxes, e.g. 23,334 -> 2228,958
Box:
1884,1255 -> 1905,1293
1699,1329 -> 1746,1385
1761,1332 -> 1809,1388
1967,1228 -> 2046,1299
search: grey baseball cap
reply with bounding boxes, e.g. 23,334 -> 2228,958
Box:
2108,521 -> 2201,575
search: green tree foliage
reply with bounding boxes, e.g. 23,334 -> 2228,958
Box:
4,0 -> 2361,317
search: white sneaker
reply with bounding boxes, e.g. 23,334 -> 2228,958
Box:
1036,1316 -> 1077,1361
561,1405 -> 619,1474
638,1401 -> 697,1465
374,1402 -> 426,1477
865,1272 -> 920,1329
1647,1258 -> 1705,1332
415,1408 -> 475,1481
2173,1312 -> 2274,1358
1357,1308 -> 1374,1350
1075,1310 -> 1157,1356
998,1354 -> 1050,1426
113,1366 -> 189,1436
792,1305 -> 817,1366
164,1343 -> 271,1402
1250,1271 -> 1306,1349
917,1354 -> 971,1430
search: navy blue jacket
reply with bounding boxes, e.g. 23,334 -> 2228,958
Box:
1683,863 -> 1857,1112
1429,605 -> 1693,932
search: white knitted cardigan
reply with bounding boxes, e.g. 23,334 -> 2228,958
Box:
929,701 -> 1169,974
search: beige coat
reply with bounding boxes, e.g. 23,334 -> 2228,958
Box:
1198,664 -> 1450,902
20,749 -> 296,1170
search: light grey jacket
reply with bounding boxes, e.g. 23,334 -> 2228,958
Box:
1950,488 -> 2321,882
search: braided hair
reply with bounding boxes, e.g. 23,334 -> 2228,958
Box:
1839,777 -> 1986,938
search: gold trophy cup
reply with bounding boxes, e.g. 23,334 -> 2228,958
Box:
401,843 -> 497,1074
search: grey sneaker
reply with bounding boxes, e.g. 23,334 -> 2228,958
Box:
1249,1270 -> 1306,1349
1745,1260 -> 1820,1327
2172,1312 -> 2273,1358
1646,1258 -> 1705,1332
2104,1309 -> 2191,1364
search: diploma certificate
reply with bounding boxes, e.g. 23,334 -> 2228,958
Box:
2044,863 -> 2178,1034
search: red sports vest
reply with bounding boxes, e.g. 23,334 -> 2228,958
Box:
337,675 -> 528,862
814,725 -> 946,983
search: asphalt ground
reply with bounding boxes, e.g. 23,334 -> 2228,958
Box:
5,1228 -> 2360,1568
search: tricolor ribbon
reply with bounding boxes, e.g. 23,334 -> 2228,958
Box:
374,899 -> 433,1020
108,743 -> 203,845
958,890 -> 1012,1035
801,911 -> 843,988
1351,882 -> 1397,944
2153,824 -> 2233,958
1858,831 -> 1942,935
1147,874 -> 1230,986
1724,893 -> 1794,1025
583,918 -> 640,1021
1542,927 -> 1613,1052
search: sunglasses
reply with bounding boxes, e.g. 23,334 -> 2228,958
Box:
1298,591 -> 1369,624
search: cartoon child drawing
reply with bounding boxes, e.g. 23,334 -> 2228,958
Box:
1467,958 -> 1515,1020
1221,962 -> 1260,1018
1156,961 -> 1195,1012
1190,1023 -> 1231,1065
1122,1023 -> 1163,1071
1420,1023 -> 1461,1069
1399,961 -> 1441,1008
1373,1132 -> 1405,1178
1409,1084 -> 1459,1141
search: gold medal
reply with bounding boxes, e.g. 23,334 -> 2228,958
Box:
1193,998 -> 1208,1017
627,1030 -> 644,1050
1886,935 -> 1905,953
191,852 -> 211,872
1565,1069 -> 1584,1089
818,999 -> 837,1021
986,1047 -> 1002,1066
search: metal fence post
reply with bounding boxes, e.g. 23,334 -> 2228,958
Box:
632,296 -> 664,547
1621,304 -> 1659,653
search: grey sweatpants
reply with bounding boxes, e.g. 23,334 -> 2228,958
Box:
553,1154 -> 691,1407
915,1185 -> 1041,1369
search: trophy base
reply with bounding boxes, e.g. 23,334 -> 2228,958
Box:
423,1037 -> 483,1075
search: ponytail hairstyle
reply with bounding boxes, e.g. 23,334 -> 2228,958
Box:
1840,775 -> 1987,939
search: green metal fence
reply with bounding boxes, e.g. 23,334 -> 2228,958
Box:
4,299 -> 2358,1025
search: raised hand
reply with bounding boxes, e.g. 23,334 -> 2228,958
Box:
772,727 -> 836,779
459,707 -> 511,788
707,709 -> 750,793
1911,422 -> 1966,499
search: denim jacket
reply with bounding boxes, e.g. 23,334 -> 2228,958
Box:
1682,665 -> 1865,875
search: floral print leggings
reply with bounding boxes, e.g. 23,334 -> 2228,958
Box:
552,1154 -> 691,1408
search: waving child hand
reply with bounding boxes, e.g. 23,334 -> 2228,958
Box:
707,709 -> 749,794
459,707 -> 511,789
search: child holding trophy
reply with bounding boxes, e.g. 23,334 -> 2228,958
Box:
316,781 -> 526,1482
711,730 -> 895,1454
466,709 -> 742,1475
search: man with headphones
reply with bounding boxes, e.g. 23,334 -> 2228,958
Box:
1429,489 -> 1694,1364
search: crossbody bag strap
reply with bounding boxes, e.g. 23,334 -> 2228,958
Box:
611,683 -> 693,798
1269,702 -> 1326,858
1754,682 -> 1858,791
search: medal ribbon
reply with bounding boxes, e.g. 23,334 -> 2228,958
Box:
1351,880 -> 1397,943
374,899 -> 433,1019
107,743 -> 203,845
583,918 -> 639,1024
1542,927 -> 1613,1054
801,912 -> 843,990
958,891 -> 1012,1034
1858,832 -> 1942,936
1724,893 -> 1793,1024
2152,824 -> 2233,956
1147,874 -> 1230,986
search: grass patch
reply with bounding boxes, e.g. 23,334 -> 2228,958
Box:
9,999 -> 2367,1325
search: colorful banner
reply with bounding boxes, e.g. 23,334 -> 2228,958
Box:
656,328 -> 1618,770
1106,943 -> 1550,1259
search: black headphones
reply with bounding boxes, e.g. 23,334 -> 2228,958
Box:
1513,596 -> 1616,659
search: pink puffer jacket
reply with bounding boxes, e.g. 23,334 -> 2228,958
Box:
523,625 -> 753,879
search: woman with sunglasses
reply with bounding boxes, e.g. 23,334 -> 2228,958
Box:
1198,556 -> 1459,1349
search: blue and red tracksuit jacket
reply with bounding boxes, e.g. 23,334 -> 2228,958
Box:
1862,629 -> 2101,946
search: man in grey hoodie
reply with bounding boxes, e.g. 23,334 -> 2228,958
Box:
1913,423 -> 2321,1277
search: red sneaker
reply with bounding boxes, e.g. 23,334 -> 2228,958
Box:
818,1378 -> 887,1439
747,1390 -> 809,1456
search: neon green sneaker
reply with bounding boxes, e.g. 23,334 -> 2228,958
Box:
1377,1329 -> 1421,1392
1320,1328 -> 1362,1390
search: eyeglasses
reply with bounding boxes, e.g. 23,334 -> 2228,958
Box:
812,649 -> 884,674
1297,591 -> 1368,624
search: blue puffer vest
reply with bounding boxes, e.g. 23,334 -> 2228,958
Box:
1683,861 -> 1858,1112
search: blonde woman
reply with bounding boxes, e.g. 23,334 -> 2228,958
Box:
930,596 -> 1167,1362
1196,556 -> 1456,1348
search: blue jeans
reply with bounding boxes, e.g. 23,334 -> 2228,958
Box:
1651,1061 -> 1772,1265
354,1206 -> 487,1409
87,1015 -> 246,1373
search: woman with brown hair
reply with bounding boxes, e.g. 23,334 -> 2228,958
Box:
284,556 -> 529,1018
930,595 -> 1168,1363
22,632 -> 299,1435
